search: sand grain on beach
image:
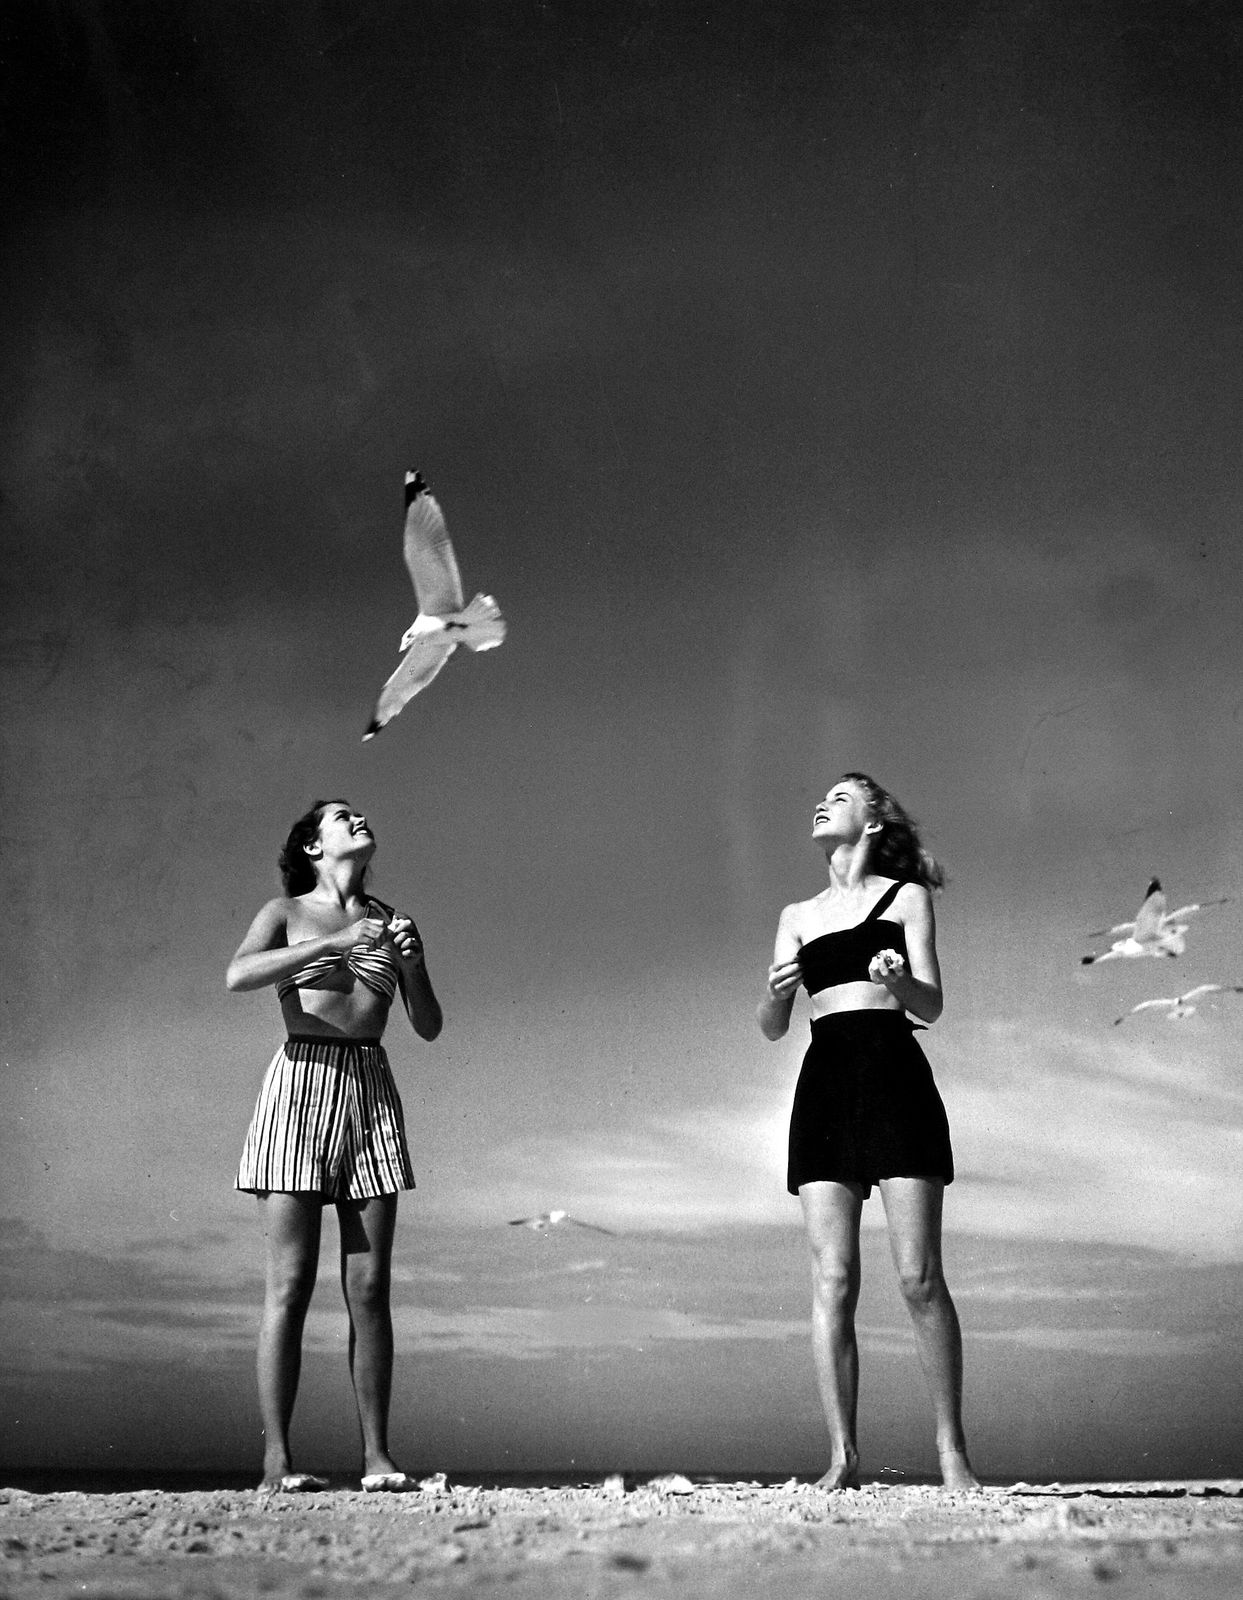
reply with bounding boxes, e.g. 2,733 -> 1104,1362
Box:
2,1480 -> 1241,1599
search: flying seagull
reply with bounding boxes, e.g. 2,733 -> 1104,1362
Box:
1081,879 -> 1230,965
1113,984 -> 1243,1024
508,1210 -> 617,1235
362,471 -> 506,740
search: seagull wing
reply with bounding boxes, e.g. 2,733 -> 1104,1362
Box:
1087,879 -> 1164,939
1132,881 -> 1166,943
566,1217 -> 618,1235
1115,997 -> 1178,1024
1162,896 -> 1232,925
403,474 -> 464,617
362,633 -> 455,739
1178,984 -> 1225,1003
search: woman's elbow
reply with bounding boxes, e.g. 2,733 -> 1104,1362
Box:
919,989 -> 944,1024
415,1009 -> 443,1042
756,1007 -> 787,1042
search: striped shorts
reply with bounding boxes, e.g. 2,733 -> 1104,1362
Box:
236,1036 -> 415,1200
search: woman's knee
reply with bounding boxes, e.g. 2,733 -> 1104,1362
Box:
343,1256 -> 391,1311
265,1259 -> 318,1313
808,1245 -> 859,1308
896,1260 -> 946,1310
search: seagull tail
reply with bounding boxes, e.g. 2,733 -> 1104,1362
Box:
454,593 -> 507,653
362,718 -> 384,742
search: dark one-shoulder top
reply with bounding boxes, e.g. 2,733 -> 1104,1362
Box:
797,880 -> 909,996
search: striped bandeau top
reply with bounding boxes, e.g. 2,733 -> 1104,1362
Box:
276,906 -> 400,1003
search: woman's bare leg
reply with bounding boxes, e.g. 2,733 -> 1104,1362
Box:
879,1177 -> 979,1489
256,1192 -> 323,1487
338,1193 -> 401,1477
799,1180 -> 866,1488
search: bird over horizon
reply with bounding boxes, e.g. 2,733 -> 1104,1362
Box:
363,471 -> 506,740
1081,878 -> 1231,965
1113,984 -> 1243,1024
508,1210 -> 617,1235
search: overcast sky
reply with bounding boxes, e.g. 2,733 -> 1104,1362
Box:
3,0 -> 1241,1482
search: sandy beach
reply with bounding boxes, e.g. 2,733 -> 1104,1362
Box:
2,1478 -> 1240,1600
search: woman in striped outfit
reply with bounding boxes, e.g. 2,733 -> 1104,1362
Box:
228,798 -> 442,1492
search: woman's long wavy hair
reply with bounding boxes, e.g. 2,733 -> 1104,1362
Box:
278,799 -> 372,897
838,772 -> 945,891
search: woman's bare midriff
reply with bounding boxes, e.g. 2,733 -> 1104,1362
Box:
808,979 -> 906,1020
279,982 -> 391,1039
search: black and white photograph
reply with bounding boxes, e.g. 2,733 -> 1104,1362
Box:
2,2 -> 1241,1595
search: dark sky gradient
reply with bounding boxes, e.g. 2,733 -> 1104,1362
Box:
3,0 -> 1242,1478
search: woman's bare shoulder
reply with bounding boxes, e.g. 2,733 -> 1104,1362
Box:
249,895 -> 298,932
894,880 -> 933,903
233,895 -> 294,957
892,881 -> 934,920
779,894 -> 824,936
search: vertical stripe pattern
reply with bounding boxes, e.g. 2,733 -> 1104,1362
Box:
236,1037 -> 415,1199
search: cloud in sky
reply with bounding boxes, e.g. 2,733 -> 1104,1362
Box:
7,974 -> 1243,1266
3,1218 -> 1240,1477
4,1217 -> 1236,1365
937,1017 -> 1243,1258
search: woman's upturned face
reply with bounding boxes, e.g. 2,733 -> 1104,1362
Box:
313,801 -> 376,864
811,780 -> 872,843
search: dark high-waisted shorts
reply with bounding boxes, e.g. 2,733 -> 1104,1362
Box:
787,1010 -> 954,1198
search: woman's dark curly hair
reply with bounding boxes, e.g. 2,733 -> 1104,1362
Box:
838,772 -> 945,890
278,799 -> 371,896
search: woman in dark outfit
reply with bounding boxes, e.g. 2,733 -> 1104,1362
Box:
228,799 -> 442,1492
757,773 -> 977,1491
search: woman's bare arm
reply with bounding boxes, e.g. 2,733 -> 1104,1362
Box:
398,959 -> 443,1041
225,899 -> 378,992
868,883 -> 943,1023
386,915 -> 444,1041
757,904 -> 803,1040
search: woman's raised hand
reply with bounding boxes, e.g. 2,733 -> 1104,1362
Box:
767,959 -> 803,1000
330,912 -> 388,953
868,948 -> 907,987
386,915 -> 424,965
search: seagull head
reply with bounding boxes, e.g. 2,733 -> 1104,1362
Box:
399,612 -> 445,651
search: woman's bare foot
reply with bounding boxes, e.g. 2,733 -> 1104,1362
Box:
814,1447 -> 861,1490
938,1445 -> 980,1490
258,1471 -> 329,1493
259,1450 -> 292,1491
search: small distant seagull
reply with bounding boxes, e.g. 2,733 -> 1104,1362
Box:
1114,984 -> 1243,1024
362,472 -> 506,740
1081,879 -> 1230,965
508,1209 -> 617,1235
